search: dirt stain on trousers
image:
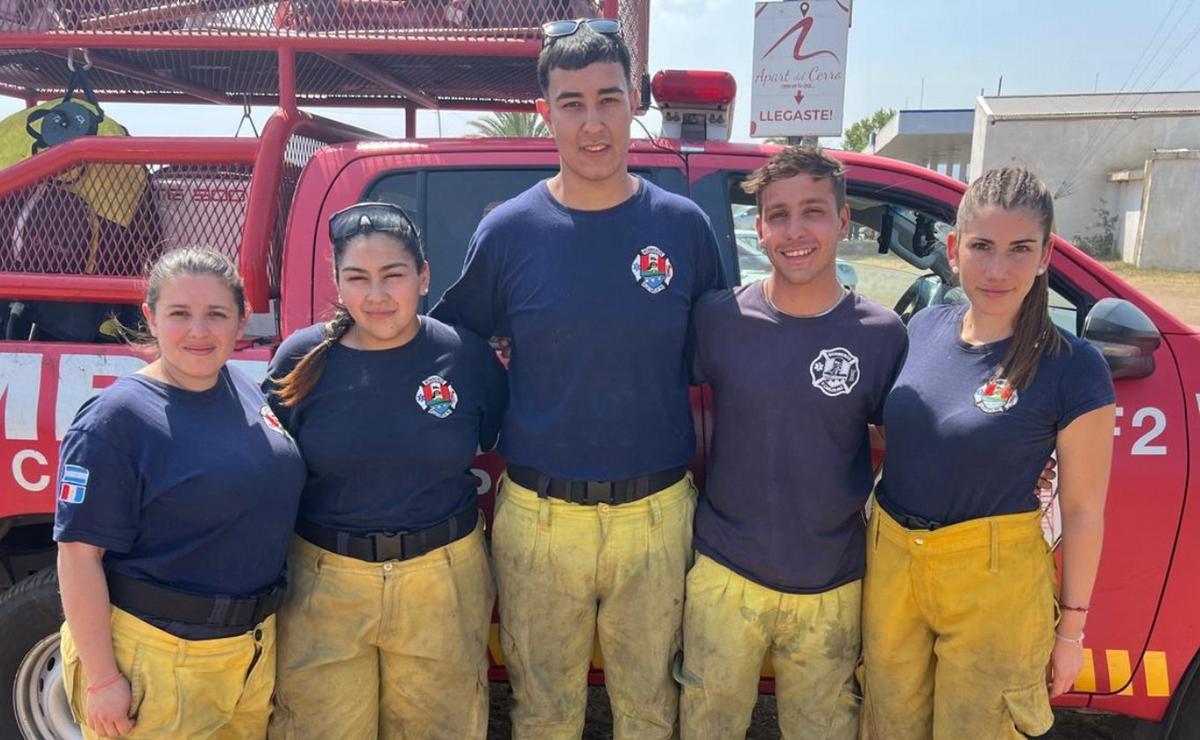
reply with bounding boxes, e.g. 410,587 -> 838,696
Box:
493,474 -> 696,740
861,506 -> 1057,740
678,555 -> 860,740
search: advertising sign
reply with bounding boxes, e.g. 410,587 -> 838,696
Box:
750,0 -> 851,138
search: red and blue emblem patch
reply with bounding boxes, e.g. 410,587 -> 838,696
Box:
59,464 -> 89,504
416,375 -> 458,419
631,246 -> 674,294
974,378 -> 1019,414
260,405 -> 294,441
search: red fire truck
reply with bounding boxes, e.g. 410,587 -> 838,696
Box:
0,3 -> 1196,738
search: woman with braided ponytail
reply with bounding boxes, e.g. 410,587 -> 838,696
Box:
861,168 -> 1116,738
264,202 -> 506,739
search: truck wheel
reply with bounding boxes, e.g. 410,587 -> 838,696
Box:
0,567 -> 80,740
1163,649 -> 1200,740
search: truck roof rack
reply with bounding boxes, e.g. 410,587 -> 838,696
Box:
0,1 -> 648,316
0,0 -> 648,112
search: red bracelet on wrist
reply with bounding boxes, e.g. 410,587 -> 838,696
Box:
86,673 -> 123,694
1059,603 -> 1090,614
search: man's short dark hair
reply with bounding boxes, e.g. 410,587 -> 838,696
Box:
537,25 -> 632,96
741,146 -> 847,211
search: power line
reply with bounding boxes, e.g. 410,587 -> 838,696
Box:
1056,3 -> 1200,198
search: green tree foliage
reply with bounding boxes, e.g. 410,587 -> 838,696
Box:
842,108 -> 896,152
467,112 -> 549,138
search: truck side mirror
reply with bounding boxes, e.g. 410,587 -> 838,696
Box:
877,208 -> 893,254
1082,297 -> 1162,380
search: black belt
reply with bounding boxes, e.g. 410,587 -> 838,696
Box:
296,504 -> 478,563
876,496 -> 946,531
105,569 -> 284,629
506,464 -> 687,506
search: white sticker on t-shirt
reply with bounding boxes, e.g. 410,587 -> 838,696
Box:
810,347 -> 860,397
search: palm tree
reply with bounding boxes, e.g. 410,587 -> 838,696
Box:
467,112 -> 549,138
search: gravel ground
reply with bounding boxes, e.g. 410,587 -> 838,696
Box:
486,686 -> 1161,739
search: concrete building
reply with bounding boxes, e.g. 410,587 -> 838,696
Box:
868,108 -> 974,181
870,91 -> 1200,271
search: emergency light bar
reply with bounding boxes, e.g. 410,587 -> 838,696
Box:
652,70 -> 736,142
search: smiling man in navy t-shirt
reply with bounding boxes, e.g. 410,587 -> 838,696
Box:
679,147 -> 907,740
431,21 -> 724,740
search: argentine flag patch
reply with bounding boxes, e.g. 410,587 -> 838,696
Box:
59,465 -> 90,504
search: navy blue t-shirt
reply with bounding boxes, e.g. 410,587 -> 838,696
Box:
878,304 -> 1116,525
693,284 -> 908,592
430,178 -> 726,480
266,317 -> 507,534
54,366 -> 306,639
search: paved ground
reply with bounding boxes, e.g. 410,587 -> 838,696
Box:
486,686 -> 1161,738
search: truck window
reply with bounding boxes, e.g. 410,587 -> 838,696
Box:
718,172 -> 1098,334
725,175 -> 950,311
367,167 -> 682,306
423,169 -> 554,303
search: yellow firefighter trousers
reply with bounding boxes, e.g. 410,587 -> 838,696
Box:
61,608 -> 275,740
861,506 -> 1057,740
268,522 -> 494,740
493,473 -> 697,740
678,555 -> 860,740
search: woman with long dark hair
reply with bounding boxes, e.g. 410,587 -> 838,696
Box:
861,168 -> 1117,739
266,202 -> 506,739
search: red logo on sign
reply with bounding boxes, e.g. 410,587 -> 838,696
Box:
762,1 -> 841,63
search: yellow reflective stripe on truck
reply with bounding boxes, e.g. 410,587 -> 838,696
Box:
1144,651 -> 1170,697
1107,649 -> 1135,696
1071,648 -> 1170,697
1074,648 -> 1097,692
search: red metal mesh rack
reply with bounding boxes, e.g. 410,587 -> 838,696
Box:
0,111 -> 376,309
0,0 -> 649,312
0,0 -> 649,108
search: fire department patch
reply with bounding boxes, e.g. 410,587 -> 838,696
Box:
974,378 -> 1019,414
416,375 -> 458,419
260,405 -> 294,441
630,246 -> 674,294
810,347 -> 860,397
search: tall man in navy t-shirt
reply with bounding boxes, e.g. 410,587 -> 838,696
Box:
431,20 -> 726,740
679,147 -> 907,739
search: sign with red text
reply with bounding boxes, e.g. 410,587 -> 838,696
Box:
750,0 -> 851,138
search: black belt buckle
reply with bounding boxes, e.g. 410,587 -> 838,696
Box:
368,530 -> 410,561
206,584 -> 284,627
898,512 -> 943,531
581,480 -> 615,505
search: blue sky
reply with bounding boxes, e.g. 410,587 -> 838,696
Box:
1,0 -> 1198,143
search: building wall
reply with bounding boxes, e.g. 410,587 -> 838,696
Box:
1115,176 -> 1143,263
968,106 -> 1200,249
1135,152 -> 1200,271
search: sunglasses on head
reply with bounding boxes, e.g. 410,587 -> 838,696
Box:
540,18 -> 621,46
328,202 -> 420,245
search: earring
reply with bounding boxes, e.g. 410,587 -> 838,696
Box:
1037,268 -> 1046,275
420,289 -> 428,296
951,265 -> 959,274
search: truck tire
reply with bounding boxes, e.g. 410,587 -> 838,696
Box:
0,567 -> 80,740
1163,651 -> 1200,740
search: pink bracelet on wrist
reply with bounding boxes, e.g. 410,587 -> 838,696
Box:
86,673 -> 123,694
